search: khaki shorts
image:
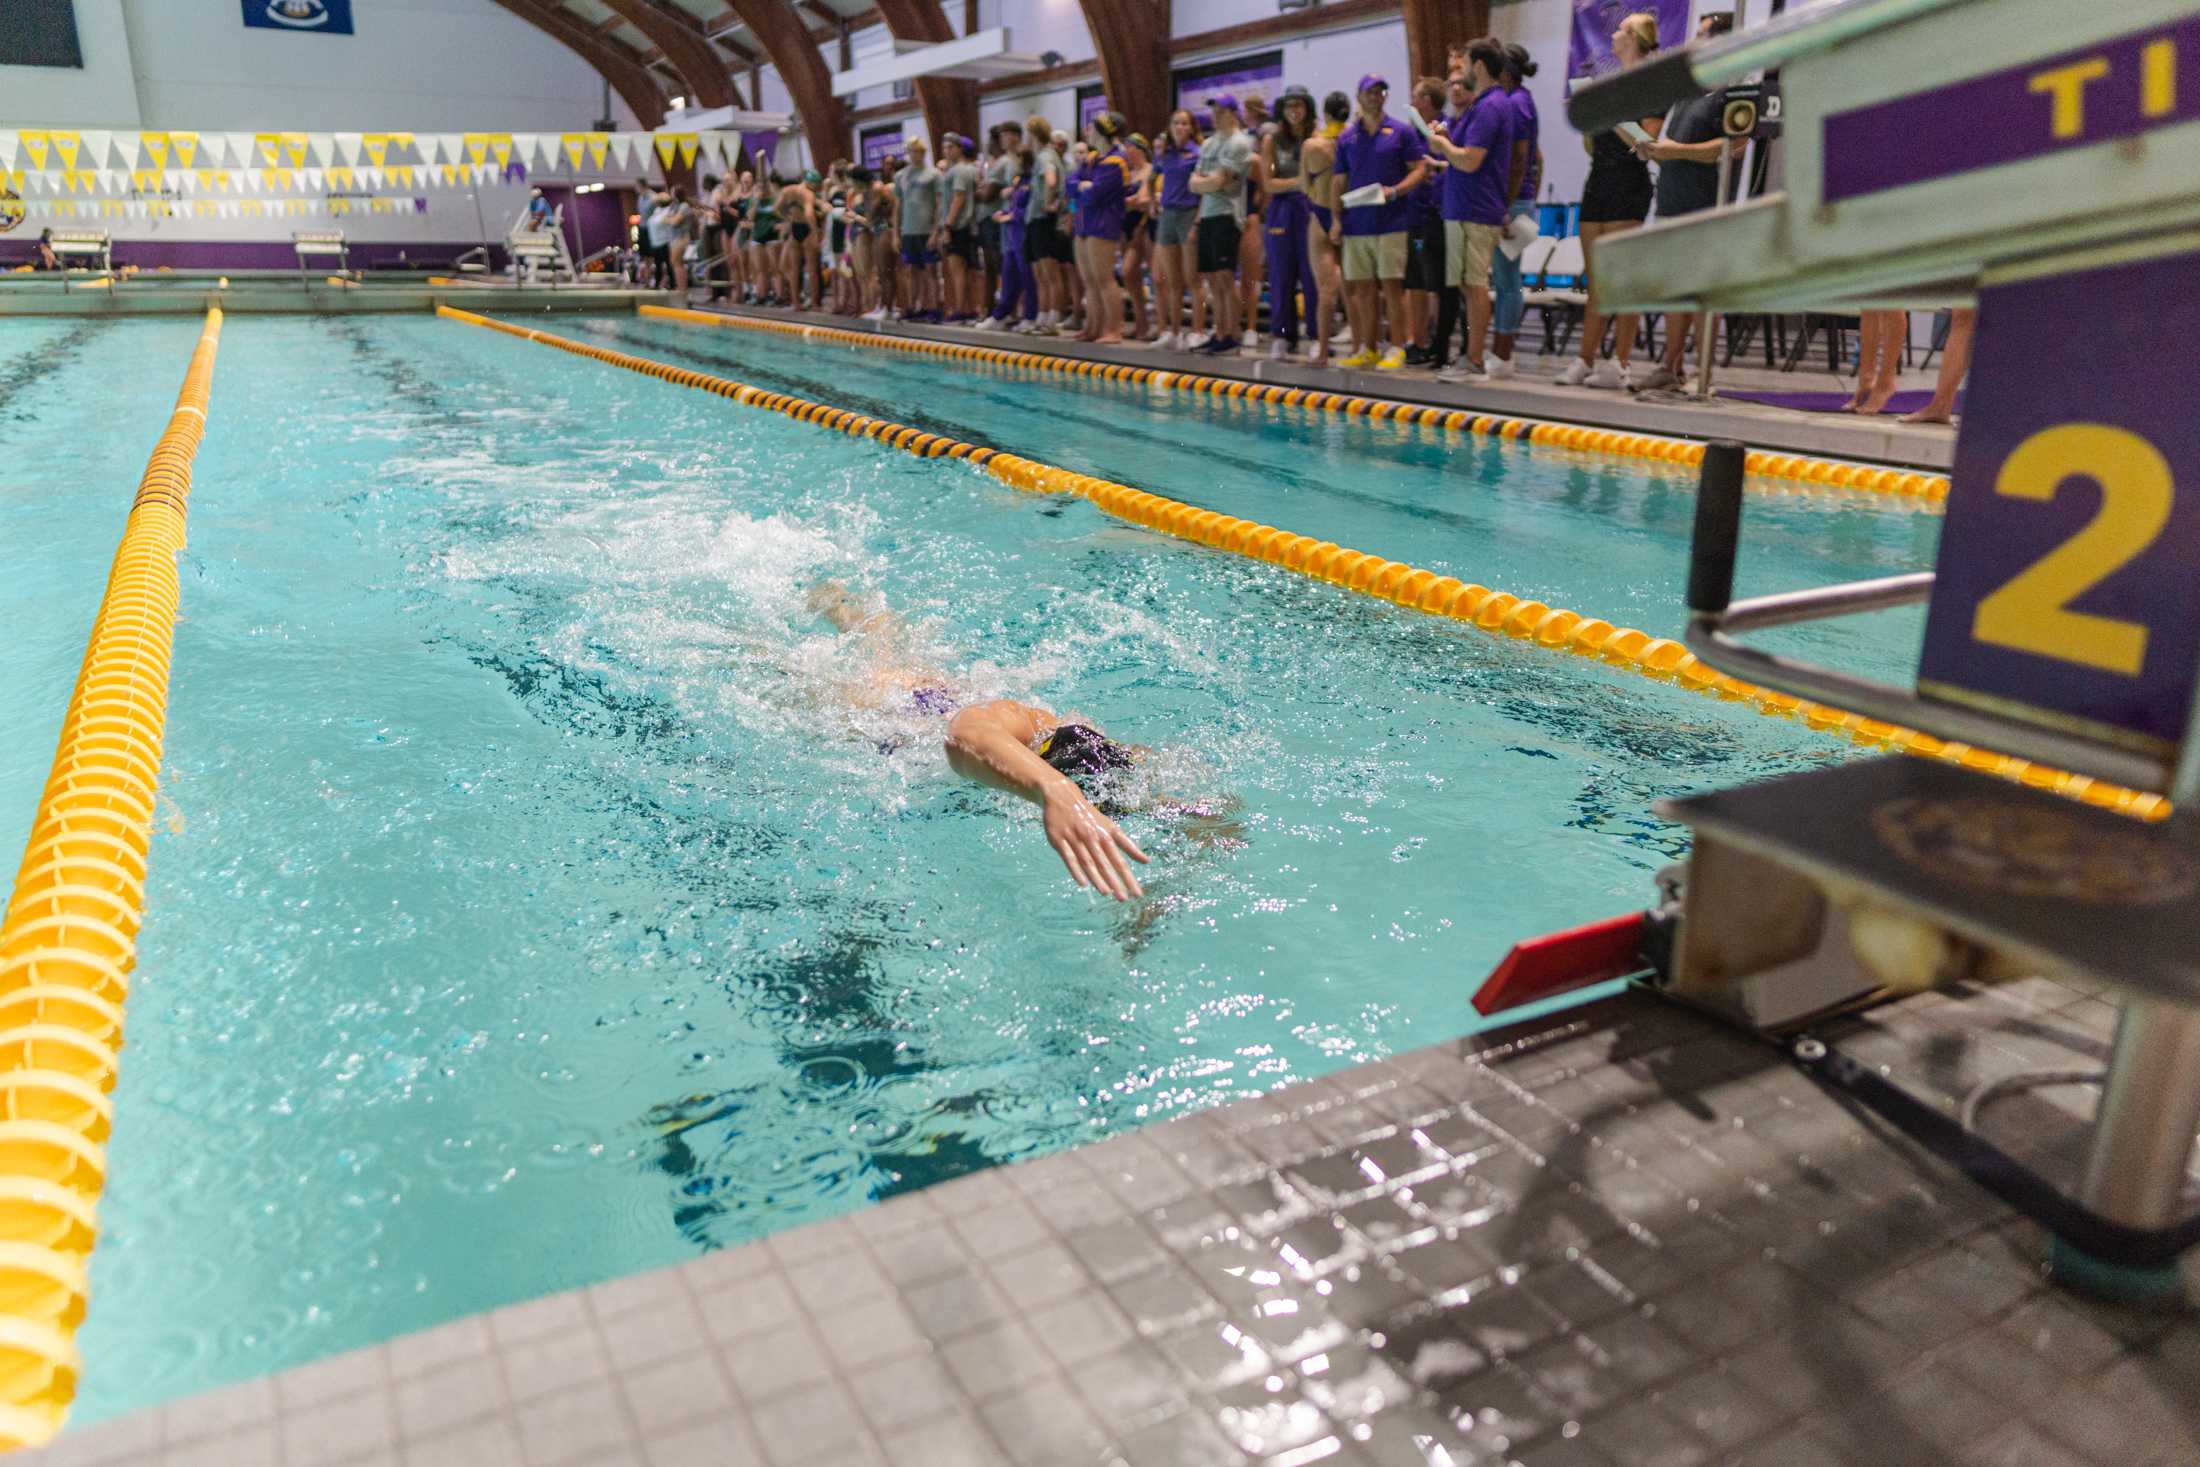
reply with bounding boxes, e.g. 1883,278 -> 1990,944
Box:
1342,231 -> 1408,283
1445,220 -> 1501,290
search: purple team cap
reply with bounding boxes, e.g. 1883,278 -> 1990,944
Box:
1207,93 -> 1242,115
1358,73 -> 1389,94
1193,109 -> 1215,131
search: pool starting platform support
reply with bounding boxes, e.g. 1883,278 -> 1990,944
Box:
46,229 -> 113,285
292,230 -> 351,286
1558,0 -> 2200,1304
505,220 -> 576,286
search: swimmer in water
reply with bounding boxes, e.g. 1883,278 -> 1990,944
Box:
807,581 -> 1153,902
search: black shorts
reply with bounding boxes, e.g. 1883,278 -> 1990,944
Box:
1050,217 -> 1075,263
790,222 -> 812,244
1025,214 -> 1058,263
1196,214 -> 1241,274
979,216 -> 1002,259
1581,168 -> 1653,225
1405,213 -> 1446,292
944,228 -> 978,264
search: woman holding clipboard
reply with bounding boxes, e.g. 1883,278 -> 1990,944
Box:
1556,11 -> 1664,390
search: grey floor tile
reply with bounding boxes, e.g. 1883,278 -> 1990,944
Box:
763,1218 -> 858,1269
904,1272 -> 1019,1343
870,1226 -> 975,1290
1072,1344 -> 1190,1426
941,1318 -> 1057,1401
784,1251 -> 890,1313
280,1388 -> 397,1467
393,1354 -> 502,1440
987,1239 -> 1091,1308
399,1418 -> 528,1467
160,1423 -> 278,1467
1106,1408 -> 1250,1466
486,1291 -> 590,1348
876,1411 -> 1012,1467
387,1317 -> 494,1383
748,1380 -> 867,1466
513,1378 -> 639,1467
1027,1289 -> 1136,1367
679,1244 -> 777,1296
618,1350 -> 737,1433
847,1351 -> 963,1435
721,1320 -> 834,1403
161,1375 -> 277,1442
813,1292 -> 928,1371
588,1268 -> 691,1322
639,1411 -> 767,1467
950,1200 -> 1051,1259
501,1326 -> 612,1404
978,1378 -> 1113,1467
698,1272 -> 803,1346
600,1295 -> 710,1374
274,1346 -> 387,1411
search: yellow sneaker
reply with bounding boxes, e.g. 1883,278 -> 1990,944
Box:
1338,349 -> 1378,369
1376,347 -> 1407,371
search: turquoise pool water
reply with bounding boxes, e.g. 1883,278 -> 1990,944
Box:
0,314 -> 1938,1420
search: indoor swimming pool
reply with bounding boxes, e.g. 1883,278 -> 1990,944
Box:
0,313 -> 1939,1421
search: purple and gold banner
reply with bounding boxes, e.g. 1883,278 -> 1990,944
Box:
1567,0 -> 1693,88
1823,13 -> 2197,203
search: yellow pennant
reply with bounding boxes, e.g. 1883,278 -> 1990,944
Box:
133,168 -> 157,190
464,132 -> 489,165
52,131 -> 80,170
196,169 -> 224,191
283,132 -> 310,168
361,133 -> 390,167
171,132 -> 198,168
586,133 -> 609,169
676,134 -> 700,165
654,134 -> 678,169
142,132 -> 170,169
389,164 -> 412,187
489,133 -> 513,168
256,132 -> 282,166
196,201 -> 214,218
19,131 -> 49,171
265,167 -> 294,191
561,133 -> 586,169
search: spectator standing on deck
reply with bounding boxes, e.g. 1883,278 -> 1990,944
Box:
978,126 -> 1017,311
937,134 -> 982,322
1484,45 -> 1543,381
1558,11 -> 1664,390
1631,11 -> 1739,391
1402,77 -> 1449,366
895,138 -> 944,322
1151,109 -> 1205,351
1189,94 -> 1257,357
1024,116 -> 1069,334
1120,131 -> 1157,341
1260,87 -> 1323,361
1424,42 -> 1515,381
1335,76 -> 1429,371
1073,112 -> 1131,345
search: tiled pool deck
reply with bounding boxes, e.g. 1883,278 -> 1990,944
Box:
28,982 -> 2200,1467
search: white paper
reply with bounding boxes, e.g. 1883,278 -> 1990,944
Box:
1616,121 -> 1651,145
1341,182 -> 1387,210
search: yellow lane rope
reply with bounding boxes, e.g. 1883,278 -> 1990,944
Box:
439,306 -> 2160,819
0,308 -> 223,1449
638,303 -> 1951,506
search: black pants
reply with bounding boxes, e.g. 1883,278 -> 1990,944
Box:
1431,286 -> 1464,366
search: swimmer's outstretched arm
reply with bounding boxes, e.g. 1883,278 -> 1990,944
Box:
946,701 -> 1151,902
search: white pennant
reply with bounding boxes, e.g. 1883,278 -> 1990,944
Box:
303,168 -> 324,190
302,133 -> 331,167
331,132 -> 361,167
79,130 -> 113,169
513,133 -> 544,169
220,132 -> 255,169
427,133 -> 461,166
0,132 -> 16,170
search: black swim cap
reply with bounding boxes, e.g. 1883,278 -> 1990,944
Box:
1040,725 -> 1135,803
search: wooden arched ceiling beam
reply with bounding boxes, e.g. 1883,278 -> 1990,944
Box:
873,0 -> 977,149
489,0 -> 671,128
599,0 -> 744,108
1077,0 -> 1170,134
1403,0 -> 1489,85
720,0 -> 849,163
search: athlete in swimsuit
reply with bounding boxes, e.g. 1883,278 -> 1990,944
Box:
808,582 -> 1151,900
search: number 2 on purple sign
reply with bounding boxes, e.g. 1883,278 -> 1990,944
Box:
1971,424 -> 2172,678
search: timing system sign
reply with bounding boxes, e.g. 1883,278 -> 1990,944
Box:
243,0 -> 354,34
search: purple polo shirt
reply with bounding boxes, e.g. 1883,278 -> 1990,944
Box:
1075,147 -> 1129,240
1336,112 -> 1426,236
1442,92 -> 1515,226
1156,142 -> 1198,211
1509,86 -> 1541,203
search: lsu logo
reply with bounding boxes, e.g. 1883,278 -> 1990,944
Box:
267,1 -> 330,24
0,191 -> 24,235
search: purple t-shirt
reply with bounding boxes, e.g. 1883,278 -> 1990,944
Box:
1075,147 -> 1129,239
1442,93 -> 1515,226
1156,142 -> 1199,211
1509,86 -> 1541,203
1336,113 -> 1426,236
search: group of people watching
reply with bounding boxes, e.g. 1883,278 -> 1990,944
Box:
618,9 -> 1964,416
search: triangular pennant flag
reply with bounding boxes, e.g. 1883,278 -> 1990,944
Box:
80,130 -> 112,169
284,133 -> 313,168
463,132 -> 488,165
20,131 -> 49,171
392,132 -> 416,164
303,168 -> 324,190
512,133 -> 543,167
51,130 -> 81,170
426,133 -> 458,166
331,132 -> 361,167
219,132 -> 252,168
654,134 -> 678,169
561,133 -> 586,170
329,166 -> 352,189
488,133 -> 513,168
675,134 -> 700,166
141,132 -> 169,169
361,132 -> 390,168
171,131 -> 198,168
586,134 -> 609,169
0,132 -> 15,171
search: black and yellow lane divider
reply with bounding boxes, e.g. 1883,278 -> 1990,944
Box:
0,307 -> 224,1448
439,305 -> 2159,819
638,303 -> 1950,507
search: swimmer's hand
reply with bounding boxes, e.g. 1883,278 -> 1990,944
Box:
1044,785 -> 1151,902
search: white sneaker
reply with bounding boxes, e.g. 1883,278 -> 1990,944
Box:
1182,332 -> 1210,352
973,316 -> 1001,333
1553,357 -> 1593,387
1584,360 -> 1627,389
1486,357 -> 1518,381
1330,326 -> 1355,347
1269,339 -> 1288,361
1012,319 -> 1038,334
1436,359 -> 1483,384
1631,365 -> 1680,393
1242,329 -> 1258,349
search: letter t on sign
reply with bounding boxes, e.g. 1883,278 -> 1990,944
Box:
2029,57 -> 2111,138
